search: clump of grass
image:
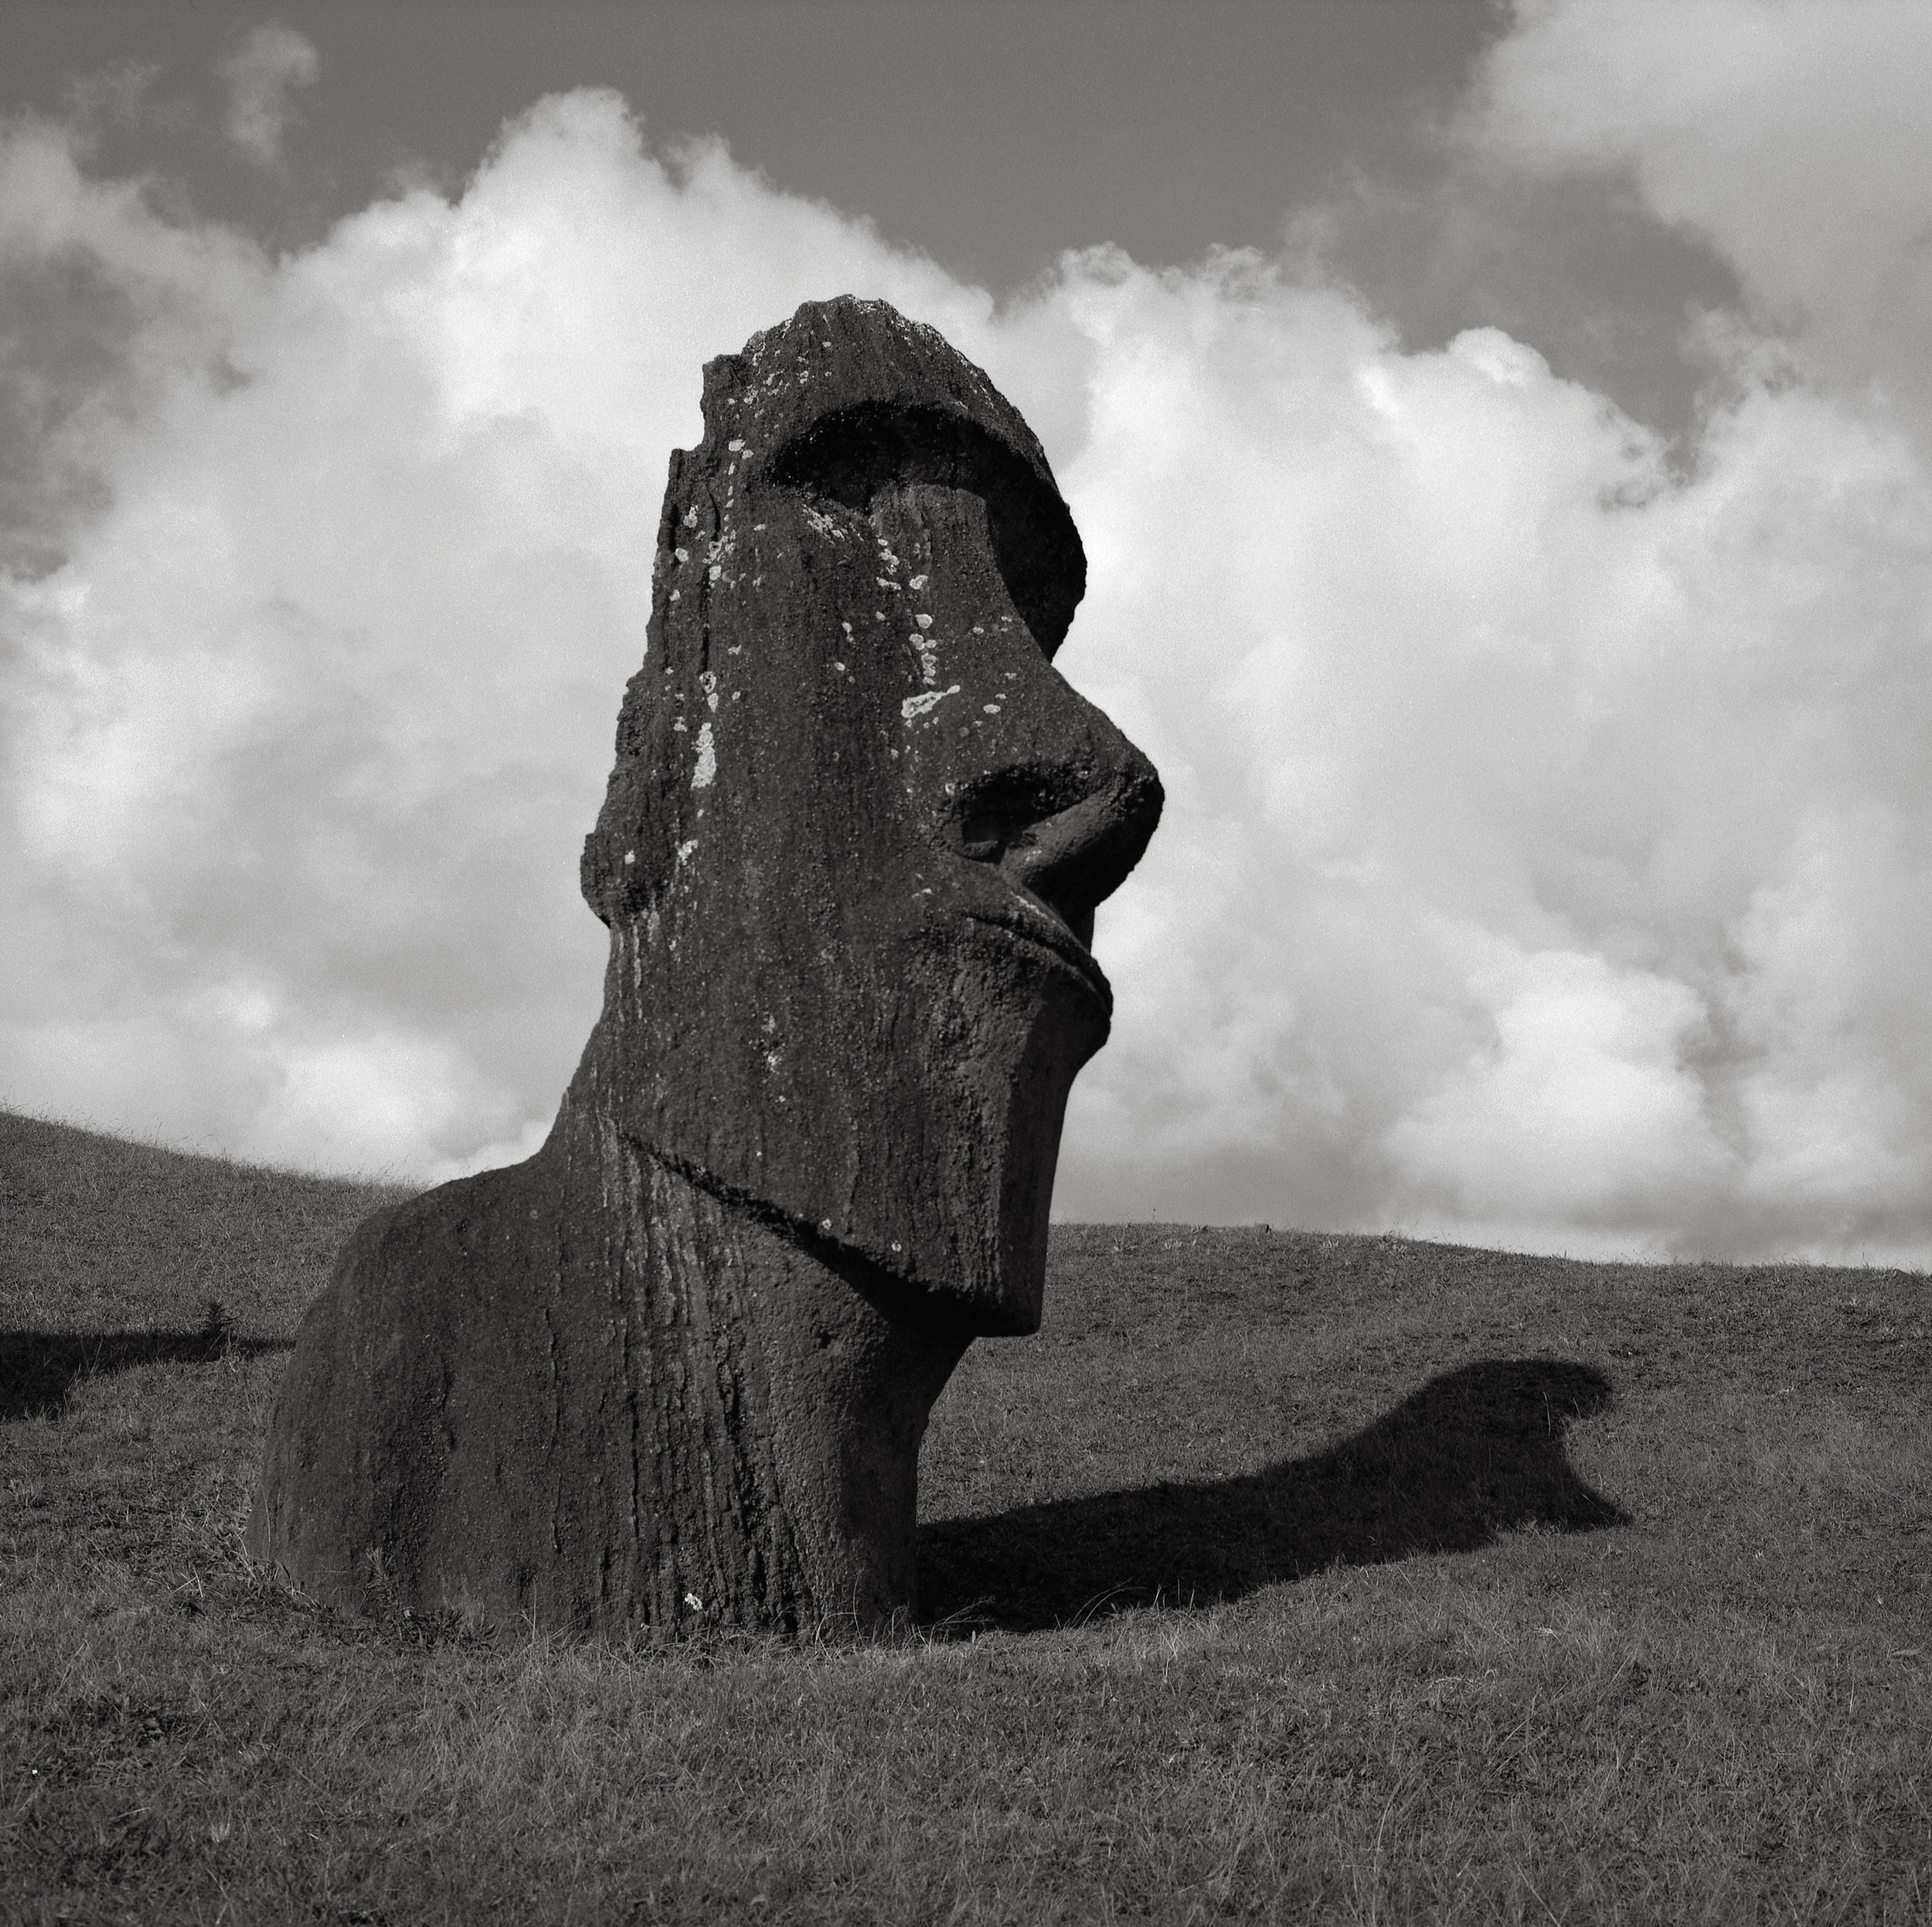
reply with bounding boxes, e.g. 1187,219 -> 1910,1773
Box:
3,1112 -> 1928,1922
199,1299 -> 233,1356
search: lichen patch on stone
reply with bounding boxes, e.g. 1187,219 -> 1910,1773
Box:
901,684 -> 961,722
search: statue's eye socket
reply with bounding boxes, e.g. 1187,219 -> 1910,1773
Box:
768,400 -> 1083,657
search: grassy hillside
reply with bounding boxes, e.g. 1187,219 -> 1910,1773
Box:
3,1108 -> 1928,1923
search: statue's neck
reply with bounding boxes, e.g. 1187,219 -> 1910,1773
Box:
539,1094 -> 971,1633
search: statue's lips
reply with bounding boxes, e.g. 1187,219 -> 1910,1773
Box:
961,902 -> 1112,1007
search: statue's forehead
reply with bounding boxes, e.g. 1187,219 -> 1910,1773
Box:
683,297 -> 1085,655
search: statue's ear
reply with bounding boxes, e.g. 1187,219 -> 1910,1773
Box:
581,458 -> 696,928
580,676 -> 674,926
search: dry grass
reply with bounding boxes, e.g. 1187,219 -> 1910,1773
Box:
2,1108 -> 1929,1923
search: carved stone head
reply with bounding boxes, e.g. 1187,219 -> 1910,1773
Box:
578,297 -> 1161,1334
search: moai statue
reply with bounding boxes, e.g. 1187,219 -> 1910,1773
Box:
248,297 -> 1162,1636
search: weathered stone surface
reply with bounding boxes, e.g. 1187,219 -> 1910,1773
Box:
247,296 -> 1163,1635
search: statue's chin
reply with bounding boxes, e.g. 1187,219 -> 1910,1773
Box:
583,905 -> 1109,1335
794,956 -> 1105,1337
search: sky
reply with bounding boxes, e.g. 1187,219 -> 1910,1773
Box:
4,0 -> 1931,1264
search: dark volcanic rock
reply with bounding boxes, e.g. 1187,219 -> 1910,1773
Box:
247,296 -> 1163,1636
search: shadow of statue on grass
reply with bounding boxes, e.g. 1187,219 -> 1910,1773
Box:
1,1316 -> 287,1421
919,1357 -> 1627,1633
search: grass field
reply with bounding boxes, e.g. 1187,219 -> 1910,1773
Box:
3,1105 -> 1929,1924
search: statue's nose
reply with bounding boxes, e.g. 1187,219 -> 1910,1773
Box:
951,727 -> 1163,946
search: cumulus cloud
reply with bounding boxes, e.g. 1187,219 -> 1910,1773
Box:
5,4 -> 1932,1263
1052,264 -> 1932,1261
1471,0 -> 1932,448
219,23 -> 318,164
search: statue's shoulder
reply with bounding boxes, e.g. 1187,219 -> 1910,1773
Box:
332,1153 -> 561,1302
